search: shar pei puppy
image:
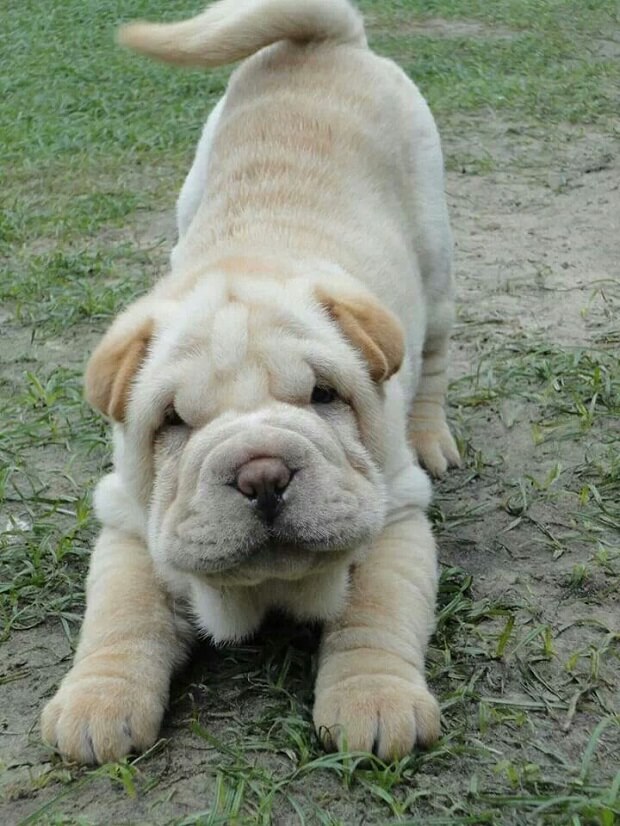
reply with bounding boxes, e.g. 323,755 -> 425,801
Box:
42,0 -> 460,764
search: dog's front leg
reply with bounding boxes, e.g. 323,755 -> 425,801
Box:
41,527 -> 187,764
313,510 -> 440,760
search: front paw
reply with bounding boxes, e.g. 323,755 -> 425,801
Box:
409,419 -> 460,478
313,674 -> 440,761
41,670 -> 165,764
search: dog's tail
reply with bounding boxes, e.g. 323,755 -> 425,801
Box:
118,0 -> 367,68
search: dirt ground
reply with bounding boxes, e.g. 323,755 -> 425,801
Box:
1,110 -> 618,824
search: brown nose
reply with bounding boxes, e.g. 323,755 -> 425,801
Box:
235,458 -> 292,524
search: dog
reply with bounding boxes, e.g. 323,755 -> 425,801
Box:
41,0 -> 460,764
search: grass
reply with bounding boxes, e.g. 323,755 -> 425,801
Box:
1,0 -> 619,823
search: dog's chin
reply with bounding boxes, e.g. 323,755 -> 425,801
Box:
184,552 -> 356,643
169,533 -> 362,586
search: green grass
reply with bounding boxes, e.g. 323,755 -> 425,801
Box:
371,1 -> 619,125
1,0 -> 619,824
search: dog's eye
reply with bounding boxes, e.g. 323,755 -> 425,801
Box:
162,405 -> 186,428
311,385 -> 339,405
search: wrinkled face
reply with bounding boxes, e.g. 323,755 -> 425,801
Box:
116,275 -> 395,593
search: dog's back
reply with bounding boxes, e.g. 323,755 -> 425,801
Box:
121,0 -> 447,327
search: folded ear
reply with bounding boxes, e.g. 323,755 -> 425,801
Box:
317,288 -> 405,382
85,319 -> 153,422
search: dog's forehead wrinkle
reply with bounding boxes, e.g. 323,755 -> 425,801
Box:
268,354 -> 315,400
212,302 -> 249,371
226,363 -> 270,410
152,285 -> 367,419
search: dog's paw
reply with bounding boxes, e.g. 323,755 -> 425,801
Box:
409,420 -> 460,478
41,671 -> 164,764
313,674 -> 440,761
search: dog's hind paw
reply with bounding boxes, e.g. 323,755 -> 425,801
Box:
409,418 -> 460,478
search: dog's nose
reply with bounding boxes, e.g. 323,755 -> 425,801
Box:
235,458 -> 292,524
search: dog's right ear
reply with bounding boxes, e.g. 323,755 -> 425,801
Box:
85,319 -> 153,422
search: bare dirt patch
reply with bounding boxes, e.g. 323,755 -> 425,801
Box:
446,123 -> 619,353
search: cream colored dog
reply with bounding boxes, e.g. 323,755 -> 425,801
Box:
41,0 -> 460,764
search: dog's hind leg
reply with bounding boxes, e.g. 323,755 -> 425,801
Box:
402,96 -> 460,478
408,250 -> 460,478
408,294 -> 461,477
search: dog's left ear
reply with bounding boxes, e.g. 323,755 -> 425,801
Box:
85,318 -> 153,422
317,288 -> 405,382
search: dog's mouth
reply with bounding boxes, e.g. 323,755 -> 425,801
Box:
151,438 -> 384,586
170,531 -> 358,580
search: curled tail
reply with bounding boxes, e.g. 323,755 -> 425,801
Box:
118,0 -> 367,67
